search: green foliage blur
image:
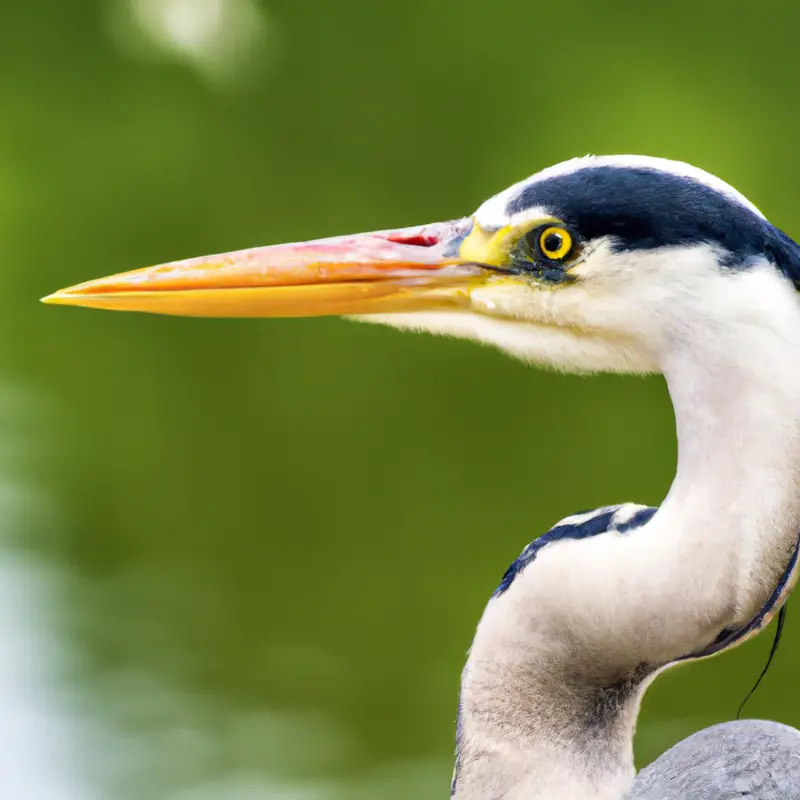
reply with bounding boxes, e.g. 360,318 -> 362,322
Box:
3,0 -> 799,796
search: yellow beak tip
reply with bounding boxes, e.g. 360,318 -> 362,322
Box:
40,291 -> 74,306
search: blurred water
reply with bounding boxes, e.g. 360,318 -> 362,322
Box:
0,554 -> 93,800
0,545 -> 447,798
0,382 -> 451,797
0,384 -> 91,799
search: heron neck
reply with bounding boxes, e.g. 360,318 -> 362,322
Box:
454,279 -> 800,800
452,647 -> 643,800
661,293 -> 800,618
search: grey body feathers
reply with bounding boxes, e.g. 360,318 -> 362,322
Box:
629,720 -> 800,799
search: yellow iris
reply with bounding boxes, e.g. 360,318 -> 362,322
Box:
538,226 -> 573,261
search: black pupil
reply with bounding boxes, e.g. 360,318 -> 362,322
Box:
543,231 -> 564,255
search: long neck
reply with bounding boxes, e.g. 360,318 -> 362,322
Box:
662,313 -> 800,614
454,278 -> 800,800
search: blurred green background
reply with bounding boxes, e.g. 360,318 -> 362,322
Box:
2,0 -> 799,796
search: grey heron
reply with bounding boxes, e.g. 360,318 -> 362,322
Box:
44,155 -> 800,798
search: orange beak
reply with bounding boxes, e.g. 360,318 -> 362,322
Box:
42,220 -> 498,318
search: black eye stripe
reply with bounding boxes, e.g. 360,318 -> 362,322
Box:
504,166 -> 800,286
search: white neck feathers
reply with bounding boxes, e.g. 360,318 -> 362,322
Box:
453,268 -> 800,800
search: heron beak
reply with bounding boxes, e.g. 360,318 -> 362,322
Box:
41,220 -> 500,318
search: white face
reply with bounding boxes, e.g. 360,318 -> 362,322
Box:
361,155 -> 799,374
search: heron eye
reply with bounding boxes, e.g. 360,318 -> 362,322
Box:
536,226 -> 574,261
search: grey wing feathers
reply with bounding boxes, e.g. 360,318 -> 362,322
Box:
629,720 -> 800,799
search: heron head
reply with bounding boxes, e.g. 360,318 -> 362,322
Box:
43,155 -> 800,373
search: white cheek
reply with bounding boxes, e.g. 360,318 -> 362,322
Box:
469,281 -> 538,318
473,294 -> 497,312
